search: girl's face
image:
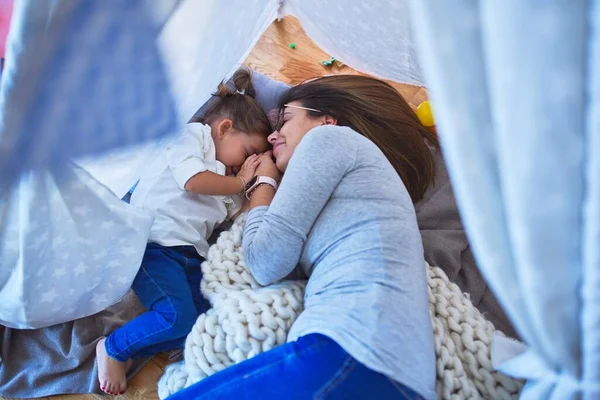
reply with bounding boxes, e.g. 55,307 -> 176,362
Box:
213,119 -> 270,175
268,101 -> 334,172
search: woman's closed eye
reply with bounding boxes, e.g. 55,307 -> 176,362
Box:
275,113 -> 287,131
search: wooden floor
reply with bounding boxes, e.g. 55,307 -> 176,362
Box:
245,17 -> 428,108
2,16 -> 427,400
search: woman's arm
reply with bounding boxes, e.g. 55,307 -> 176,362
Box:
243,126 -> 358,285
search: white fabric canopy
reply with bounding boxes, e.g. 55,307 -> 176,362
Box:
159,0 -> 280,122
284,0 -> 423,86
410,0 -> 600,398
0,164 -> 153,329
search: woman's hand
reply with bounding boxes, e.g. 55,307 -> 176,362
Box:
236,154 -> 261,184
255,151 -> 281,183
249,151 -> 279,209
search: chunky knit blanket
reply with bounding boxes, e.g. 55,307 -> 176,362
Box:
158,215 -> 523,399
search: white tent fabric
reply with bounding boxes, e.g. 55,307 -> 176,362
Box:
0,0 -> 174,328
0,0 -> 180,190
77,142 -> 162,200
0,1 -> 169,327
0,164 -> 153,329
159,0 -> 280,123
409,1 -> 600,398
284,0 -> 424,86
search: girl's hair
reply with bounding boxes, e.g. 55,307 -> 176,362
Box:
277,75 -> 439,203
192,68 -> 271,137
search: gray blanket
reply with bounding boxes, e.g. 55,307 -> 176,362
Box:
0,292 -> 150,398
415,147 -> 516,338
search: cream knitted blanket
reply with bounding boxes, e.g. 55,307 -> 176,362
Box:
158,215 -> 523,399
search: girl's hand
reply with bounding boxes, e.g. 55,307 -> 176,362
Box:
255,151 -> 281,183
236,154 -> 261,183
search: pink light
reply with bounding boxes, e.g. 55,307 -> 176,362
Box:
0,0 -> 14,59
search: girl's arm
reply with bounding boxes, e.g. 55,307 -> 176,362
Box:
184,171 -> 244,196
183,154 -> 261,196
166,125 -> 259,197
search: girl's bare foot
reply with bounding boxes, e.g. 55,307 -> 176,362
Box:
96,337 -> 132,396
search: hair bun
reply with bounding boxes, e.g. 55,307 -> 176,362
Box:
231,67 -> 256,98
213,67 -> 256,99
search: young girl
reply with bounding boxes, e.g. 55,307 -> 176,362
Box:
96,69 -> 272,396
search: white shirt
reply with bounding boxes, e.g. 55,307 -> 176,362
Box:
130,123 -> 243,257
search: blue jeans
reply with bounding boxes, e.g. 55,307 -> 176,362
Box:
105,243 -> 210,361
167,334 -> 424,400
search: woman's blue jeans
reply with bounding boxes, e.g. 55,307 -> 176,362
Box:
167,333 -> 424,400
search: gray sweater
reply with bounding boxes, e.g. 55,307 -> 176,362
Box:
243,126 -> 436,400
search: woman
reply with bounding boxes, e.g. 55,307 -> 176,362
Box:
169,75 -> 439,399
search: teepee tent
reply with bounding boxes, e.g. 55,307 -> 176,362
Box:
0,0 -> 598,398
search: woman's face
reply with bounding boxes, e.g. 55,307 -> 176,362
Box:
268,101 -> 333,172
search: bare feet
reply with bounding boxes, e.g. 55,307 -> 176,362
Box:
96,337 -> 132,396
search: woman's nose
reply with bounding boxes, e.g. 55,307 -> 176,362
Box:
268,131 -> 279,144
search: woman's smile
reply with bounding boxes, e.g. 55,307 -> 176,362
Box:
272,141 -> 285,158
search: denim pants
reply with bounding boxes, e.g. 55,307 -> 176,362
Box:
105,243 -> 210,361
166,334 -> 424,400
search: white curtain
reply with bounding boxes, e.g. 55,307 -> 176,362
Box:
409,1 -> 600,398
0,0 -> 171,328
0,0 -> 180,189
0,164 -> 153,329
159,0 -> 280,122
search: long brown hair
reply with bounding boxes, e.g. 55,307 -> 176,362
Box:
192,68 -> 271,137
277,75 -> 439,203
